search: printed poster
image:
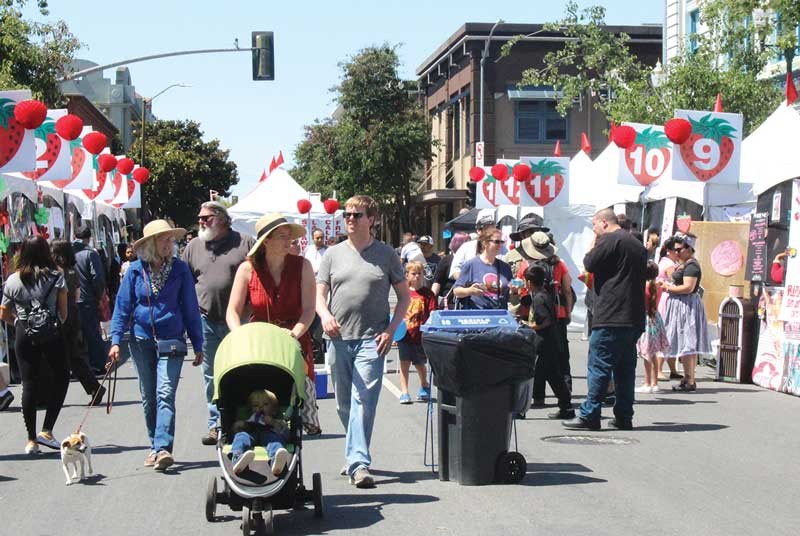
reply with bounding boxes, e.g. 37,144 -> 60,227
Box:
617,122 -> 672,187
49,126 -> 95,190
19,109 -> 71,182
778,179 -> 800,323
0,90 -> 37,174
671,109 -> 742,184
518,156 -> 569,208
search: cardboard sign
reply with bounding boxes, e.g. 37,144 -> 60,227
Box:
518,156 -> 569,207
17,108 -> 71,182
0,90 -> 37,174
50,126 -> 95,190
672,110 -> 742,184
617,122 -> 672,187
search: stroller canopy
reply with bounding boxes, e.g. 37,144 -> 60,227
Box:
213,323 -> 307,402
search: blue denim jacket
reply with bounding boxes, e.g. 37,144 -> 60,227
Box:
110,258 -> 203,349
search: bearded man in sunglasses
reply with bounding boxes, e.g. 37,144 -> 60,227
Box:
316,195 -> 410,489
183,201 -> 255,446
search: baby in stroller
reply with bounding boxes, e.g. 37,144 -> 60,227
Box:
230,389 -> 291,478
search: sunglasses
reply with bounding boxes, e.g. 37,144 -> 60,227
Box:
672,247 -> 684,252
197,215 -> 214,223
487,239 -> 505,244
343,212 -> 365,219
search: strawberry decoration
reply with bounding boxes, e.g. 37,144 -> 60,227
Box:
132,167 -> 150,184
512,163 -> 531,182
0,209 -> 9,226
20,118 -> 61,180
612,125 -> 637,149
468,166 -> 485,182
117,157 -> 135,175
623,127 -> 671,186
0,98 -> 25,167
297,199 -> 312,214
55,114 -> 84,140
525,159 -> 565,206
97,153 -> 118,172
13,100 -> 47,130
82,131 -> 107,155
678,114 -> 737,182
676,213 -> 692,233
323,199 -> 339,214
491,163 -> 509,182
664,118 -> 692,144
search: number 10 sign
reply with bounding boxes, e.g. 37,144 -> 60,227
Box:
671,109 -> 742,184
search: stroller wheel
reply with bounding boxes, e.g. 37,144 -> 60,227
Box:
205,475 -> 217,522
495,451 -> 527,484
241,505 -> 252,536
312,473 -> 324,518
256,505 -> 274,536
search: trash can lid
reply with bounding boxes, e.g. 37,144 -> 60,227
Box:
421,309 -> 517,332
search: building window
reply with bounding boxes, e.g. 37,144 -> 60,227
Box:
689,9 -> 699,53
453,100 -> 460,159
515,101 -> 568,144
464,95 -> 471,152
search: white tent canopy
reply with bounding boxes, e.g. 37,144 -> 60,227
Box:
741,102 -> 800,195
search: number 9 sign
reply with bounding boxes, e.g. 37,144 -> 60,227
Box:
673,110 -> 742,184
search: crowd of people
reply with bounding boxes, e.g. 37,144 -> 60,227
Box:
0,194 -> 713,488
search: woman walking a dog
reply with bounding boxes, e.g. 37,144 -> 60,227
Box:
1,236 -> 69,455
108,220 -> 204,471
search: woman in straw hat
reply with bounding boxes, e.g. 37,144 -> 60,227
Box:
226,213 -> 321,435
108,219 -> 204,471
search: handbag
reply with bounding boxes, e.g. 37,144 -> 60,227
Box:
98,291 -> 112,322
143,264 -> 188,358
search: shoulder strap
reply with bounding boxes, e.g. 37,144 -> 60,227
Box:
41,273 -> 59,302
142,265 -> 158,339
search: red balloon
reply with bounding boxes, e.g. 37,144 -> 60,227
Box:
512,163 -> 532,182
612,125 -> 637,149
82,132 -> 108,155
468,166 -> 486,182
97,154 -> 118,172
13,100 -> 47,130
297,199 -> 312,214
323,199 -> 340,214
664,118 -> 692,144
55,114 -> 84,140
117,157 -> 135,175
491,163 -> 509,181
132,167 -> 150,184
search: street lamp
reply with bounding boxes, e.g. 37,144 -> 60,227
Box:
479,19 -> 504,146
140,83 -> 190,166
650,59 -> 666,88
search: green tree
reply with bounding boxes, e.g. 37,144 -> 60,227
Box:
506,1 -> 784,136
0,1 -> 81,106
292,45 -> 433,235
129,119 -> 239,227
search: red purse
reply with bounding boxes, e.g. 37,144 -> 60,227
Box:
98,292 -> 112,322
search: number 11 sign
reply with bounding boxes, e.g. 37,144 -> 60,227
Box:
671,109 -> 742,184
519,156 -> 569,207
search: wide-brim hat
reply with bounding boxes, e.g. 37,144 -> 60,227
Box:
133,220 -> 186,250
509,213 -> 549,241
248,212 -> 307,257
519,231 -> 557,260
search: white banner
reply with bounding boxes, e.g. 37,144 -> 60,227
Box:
49,126 -> 95,190
0,90 -> 36,174
672,110 -> 742,184
518,156 -> 569,208
18,109 -> 72,182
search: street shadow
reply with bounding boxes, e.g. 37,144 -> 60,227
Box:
633,422 -> 729,432
63,399 -> 142,408
269,492 -> 440,534
634,397 -> 717,405
691,386 -> 763,394
521,462 -> 606,487
91,443 -> 151,455
0,475 -> 17,482
166,459 -> 218,473
368,468 -> 439,485
77,473 -> 107,486
305,432 -> 344,440
0,451 -> 61,462
0,406 -> 21,413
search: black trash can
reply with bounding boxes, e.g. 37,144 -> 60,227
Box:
422,323 -> 536,485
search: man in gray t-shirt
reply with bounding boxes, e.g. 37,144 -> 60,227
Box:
316,195 -> 409,489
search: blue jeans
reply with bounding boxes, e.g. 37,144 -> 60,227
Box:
129,338 -> 183,453
579,326 -> 639,423
328,338 -> 384,476
231,429 -> 289,460
79,302 -> 107,371
201,316 -> 229,430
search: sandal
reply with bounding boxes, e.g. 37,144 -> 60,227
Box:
672,382 -> 696,392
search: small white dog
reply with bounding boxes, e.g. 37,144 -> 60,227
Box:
60,432 -> 93,485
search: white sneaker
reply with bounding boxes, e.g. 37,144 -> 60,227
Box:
233,450 -> 255,475
271,448 -> 290,476
650,385 -> 661,393
634,385 -> 652,394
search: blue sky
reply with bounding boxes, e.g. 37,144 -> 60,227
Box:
28,0 -> 662,197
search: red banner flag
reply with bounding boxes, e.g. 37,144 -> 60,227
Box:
581,132 -> 592,154
787,72 -> 798,105
259,169 -> 267,182
713,93 -> 723,112
553,140 -> 561,156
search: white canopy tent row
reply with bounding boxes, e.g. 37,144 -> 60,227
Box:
228,168 -> 344,249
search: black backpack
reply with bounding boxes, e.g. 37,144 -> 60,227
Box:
23,275 -> 62,346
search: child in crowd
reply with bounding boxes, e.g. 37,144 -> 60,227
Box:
636,261 -> 670,393
230,389 -> 291,477
522,265 -> 574,419
398,261 -> 436,404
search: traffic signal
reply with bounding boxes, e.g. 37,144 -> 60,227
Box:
467,181 -> 476,207
252,31 -> 274,81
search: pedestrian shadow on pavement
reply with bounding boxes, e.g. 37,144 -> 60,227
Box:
0,475 -> 17,482
166,459 -> 218,473
634,397 -> 717,405
632,422 -> 729,432
91,443 -> 152,455
368,468 -> 439,485
520,462 -> 607,487
63,399 -> 143,409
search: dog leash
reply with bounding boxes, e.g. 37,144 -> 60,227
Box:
75,362 -> 117,434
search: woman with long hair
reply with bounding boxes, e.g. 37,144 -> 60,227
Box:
635,261 -> 670,393
452,227 -> 513,310
655,236 -> 682,381
51,239 -> 105,404
109,220 -> 204,471
1,236 -> 69,454
226,213 -> 320,435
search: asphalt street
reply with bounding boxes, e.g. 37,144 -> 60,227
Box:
1,334 -> 798,536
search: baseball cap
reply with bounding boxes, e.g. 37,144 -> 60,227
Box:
417,235 -> 434,245
476,214 -> 496,230
509,213 -> 549,241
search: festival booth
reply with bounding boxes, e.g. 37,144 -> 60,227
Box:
228,168 -> 344,250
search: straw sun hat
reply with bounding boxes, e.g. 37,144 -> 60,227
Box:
133,219 -> 186,250
247,212 -> 307,257
519,231 -> 557,261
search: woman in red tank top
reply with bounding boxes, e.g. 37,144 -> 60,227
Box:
226,213 -> 321,435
